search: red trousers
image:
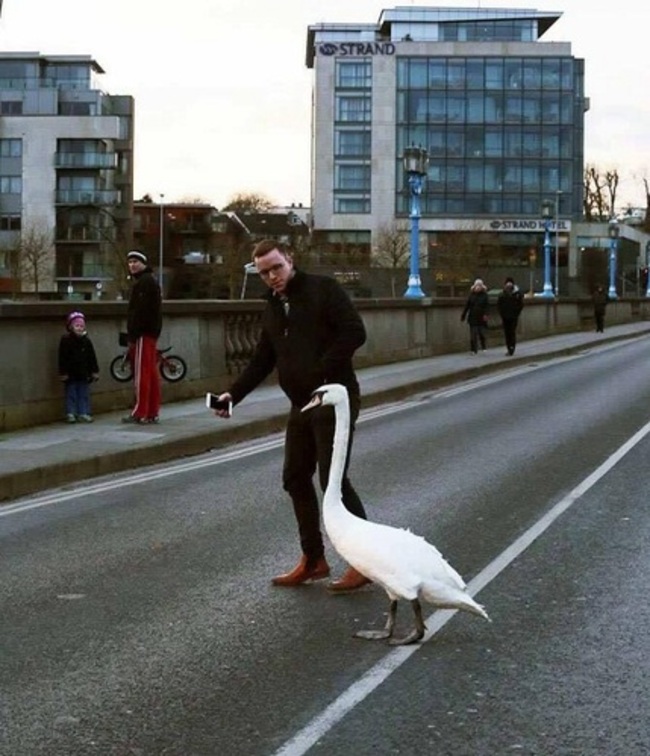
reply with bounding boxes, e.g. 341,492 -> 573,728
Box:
129,335 -> 161,420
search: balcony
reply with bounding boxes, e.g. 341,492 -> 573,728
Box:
56,226 -> 117,243
56,152 -> 118,169
55,190 -> 120,206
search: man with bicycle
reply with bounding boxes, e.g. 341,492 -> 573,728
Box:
123,250 -> 162,424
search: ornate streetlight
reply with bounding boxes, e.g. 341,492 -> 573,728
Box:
402,145 -> 429,298
554,190 -> 563,297
608,218 -> 619,300
539,199 -> 555,298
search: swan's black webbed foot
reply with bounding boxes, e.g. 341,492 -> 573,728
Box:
353,599 -> 397,641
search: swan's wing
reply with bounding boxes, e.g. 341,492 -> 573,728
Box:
328,518 -> 467,598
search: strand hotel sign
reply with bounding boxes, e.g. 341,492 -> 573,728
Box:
489,219 -> 571,232
317,42 -> 396,58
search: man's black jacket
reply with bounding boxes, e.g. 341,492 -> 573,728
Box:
229,269 -> 366,408
127,266 -> 162,340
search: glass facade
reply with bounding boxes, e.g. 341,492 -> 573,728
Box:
333,60 -> 372,214
396,55 -> 582,217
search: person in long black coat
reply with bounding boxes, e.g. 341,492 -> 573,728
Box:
461,279 -> 489,354
497,277 -> 525,355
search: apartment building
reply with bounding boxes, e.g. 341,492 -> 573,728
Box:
306,6 -> 591,293
0,52 -> 134,299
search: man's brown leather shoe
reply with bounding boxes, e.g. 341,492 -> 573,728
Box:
327,566 -> 371,593
271,556 -> 330,587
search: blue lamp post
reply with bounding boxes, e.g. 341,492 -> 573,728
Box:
608,218 -> 619,300
403,145 -> 429,298
645,240 -> 650,298
539,199 -> 555,298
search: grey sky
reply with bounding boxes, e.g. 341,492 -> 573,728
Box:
2,0 -> 647,209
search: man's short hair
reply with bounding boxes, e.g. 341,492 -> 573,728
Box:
252,239 -> 288,260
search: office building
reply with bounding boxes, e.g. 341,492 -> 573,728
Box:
306,6 -> 588,294
0,52 -> 134,299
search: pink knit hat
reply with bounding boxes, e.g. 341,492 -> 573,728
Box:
66,311 -> 86,329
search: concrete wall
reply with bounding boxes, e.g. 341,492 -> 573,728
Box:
1,296 -> 647,432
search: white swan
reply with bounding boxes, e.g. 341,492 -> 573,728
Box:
302,383 -> 490,645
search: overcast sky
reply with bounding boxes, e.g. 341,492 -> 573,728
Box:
1,0 -> 647,209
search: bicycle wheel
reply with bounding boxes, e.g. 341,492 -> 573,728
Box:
109,354 -> 133,382
160,355 -> 187,382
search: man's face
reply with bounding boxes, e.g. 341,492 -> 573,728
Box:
255,248 -> 294,295
127,258 -> 145,275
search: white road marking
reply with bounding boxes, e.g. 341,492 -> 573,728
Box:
271,418 -> 650,756
0,403 -> 418,517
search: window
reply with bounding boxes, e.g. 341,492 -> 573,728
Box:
336,60 -> 371,89
0,101 -> 23,115
335,130 -> 371,157
58,102 -> 92,116
0,176 -> 22,194
0,139 -> 22,157
335,164 -> 370,191
336,95 -> 371,122
0,214 -> 21,230
334,197 -> 370,214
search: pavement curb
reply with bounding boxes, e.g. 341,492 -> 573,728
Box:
2,326 -> 647,503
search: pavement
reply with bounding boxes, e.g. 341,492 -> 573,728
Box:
2,321 -> 649,504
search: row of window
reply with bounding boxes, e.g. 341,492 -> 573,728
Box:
397,57 -> 576,92
398,91 -> 573,125
400,195 -> 563,216
0,101 -> 96,115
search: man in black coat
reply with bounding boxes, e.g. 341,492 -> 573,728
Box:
497,276 -> 524,355
213,239 -> 371,593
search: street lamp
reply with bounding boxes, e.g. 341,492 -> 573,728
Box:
539,199 -> 555,298
402,145 -> 429,298
608,218 -> 619,300
646,241 -> 650,299
554,190 -> 563,297
158,193 -> 165,291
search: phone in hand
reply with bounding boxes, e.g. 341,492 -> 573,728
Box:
206,393 -> 232,415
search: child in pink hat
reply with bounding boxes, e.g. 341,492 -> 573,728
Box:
57,311 -> 99,422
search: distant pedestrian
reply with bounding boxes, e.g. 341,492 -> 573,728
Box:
58,311 -> 99,423
592,285 -> 608,333
461,279 -> 489,354
497,276 -> 524,355
122,250 -> 162,424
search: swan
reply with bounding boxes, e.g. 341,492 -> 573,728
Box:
302,383 -> 490,645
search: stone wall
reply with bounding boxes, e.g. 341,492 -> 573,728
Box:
1,297 -> 647,432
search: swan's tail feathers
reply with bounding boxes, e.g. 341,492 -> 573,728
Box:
460,596 -> 491,622
422,583 -> 491,622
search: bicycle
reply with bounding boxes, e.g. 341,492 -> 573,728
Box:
109,334 -> 187,383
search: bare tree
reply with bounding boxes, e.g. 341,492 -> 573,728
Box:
372,221 -> 410,297
583,165 -> 619,221
222,191 -> 275,214
15,223 -> 53,294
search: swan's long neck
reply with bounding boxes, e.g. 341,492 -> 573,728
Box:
325,397 -> 350,504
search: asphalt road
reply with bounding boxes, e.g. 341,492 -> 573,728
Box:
2,338 -> 650,756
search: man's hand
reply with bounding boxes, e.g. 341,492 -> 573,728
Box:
213,392 -> 233,418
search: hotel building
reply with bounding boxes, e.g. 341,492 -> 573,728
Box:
306,6 -> 592,293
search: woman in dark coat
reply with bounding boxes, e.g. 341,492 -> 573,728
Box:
461,279 -> 489,354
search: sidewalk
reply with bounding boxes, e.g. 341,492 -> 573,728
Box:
2,322 -> 649,503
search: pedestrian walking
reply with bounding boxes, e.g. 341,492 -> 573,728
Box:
211,239 -> 371,593
461,279 -> 490,354
592,285 -> 608,333
122,250 -> 163,424
57,311 -> 99,423
497,276 -> 525,355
